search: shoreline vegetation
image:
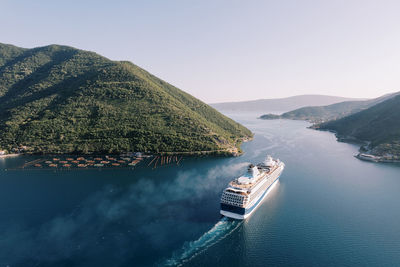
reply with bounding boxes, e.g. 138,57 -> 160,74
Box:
315,94 -> 400,163
0,138 -> 253,158
0,136 -> 253,159
310,127 -> 400,163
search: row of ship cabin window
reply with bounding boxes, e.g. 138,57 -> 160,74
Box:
224,194 -> 243,200
223,196 -> 243,204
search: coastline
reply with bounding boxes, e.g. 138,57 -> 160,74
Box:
313,129 -> 400,163
259,116 -> 400,163
355,153 -> 400,163
1,135 -> 253,159
0,144 -> 249,160
0,153 -> 21,159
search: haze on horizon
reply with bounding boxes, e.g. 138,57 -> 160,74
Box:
2,0 -> 400,103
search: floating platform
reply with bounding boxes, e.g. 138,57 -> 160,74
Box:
23,155 -> 148,170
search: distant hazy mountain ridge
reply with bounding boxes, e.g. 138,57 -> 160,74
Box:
0,43 -> 252,155
211,95 -> 362,113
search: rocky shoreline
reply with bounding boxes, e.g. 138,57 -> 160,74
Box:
355,153 -> 400,163
310,127 -> 400,163
0,153 -> 21,159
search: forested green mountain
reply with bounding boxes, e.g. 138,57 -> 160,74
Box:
0,43 -> 252,155
318,94 -> 400,156
259,92 -> 399,123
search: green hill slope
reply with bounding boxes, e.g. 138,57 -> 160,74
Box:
278,100 -> 370,122
0,43 -> 252,155
318,95 -> 400,157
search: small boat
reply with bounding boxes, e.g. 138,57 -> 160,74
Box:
77,157 -> 85,161
94,158 -> 103,161
66,158 -> 74,161
94,163 -> 104,167
53,158 -> 60,161
128,162 -> 137,166
63,164 -> 71,167
77,164 -> 87,168
49,164 -> 57,167
111,163 -> 120,166
118,160 -> 125,163
34,164 -> 42,167
100,161 -> 110,164
45,161 -> 52,164
72,160 -> 79,164
59,161 -> 68,164
356,153 -> 380,162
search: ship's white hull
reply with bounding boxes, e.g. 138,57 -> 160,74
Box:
220,176 -> 280,220
220,210 -> 249,220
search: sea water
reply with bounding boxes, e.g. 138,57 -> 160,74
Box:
0,113 -> 399,266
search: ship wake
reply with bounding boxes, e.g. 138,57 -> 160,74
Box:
161,217 -> 242,266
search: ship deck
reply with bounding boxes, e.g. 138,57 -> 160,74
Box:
229,165 -> 279,189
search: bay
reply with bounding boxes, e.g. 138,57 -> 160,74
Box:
0,112 -> 399,266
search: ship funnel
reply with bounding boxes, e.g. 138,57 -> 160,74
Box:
248,164 -> 260,177
265,155 -> 275,167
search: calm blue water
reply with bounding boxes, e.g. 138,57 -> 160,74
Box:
0,113 -> 399,267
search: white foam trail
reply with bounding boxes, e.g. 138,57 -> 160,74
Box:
161,217 -> 242,266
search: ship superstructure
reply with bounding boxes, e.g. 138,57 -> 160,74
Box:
220,155 -> 284,219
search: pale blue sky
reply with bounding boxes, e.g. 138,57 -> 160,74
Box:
2,0 -> 400,102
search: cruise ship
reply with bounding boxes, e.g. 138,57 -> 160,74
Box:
220,155 -> 285,219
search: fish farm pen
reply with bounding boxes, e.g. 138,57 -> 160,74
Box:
18,155 -> 146,170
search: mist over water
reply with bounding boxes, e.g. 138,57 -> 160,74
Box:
0,159 -> 248,266
0,112 -> 400,266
